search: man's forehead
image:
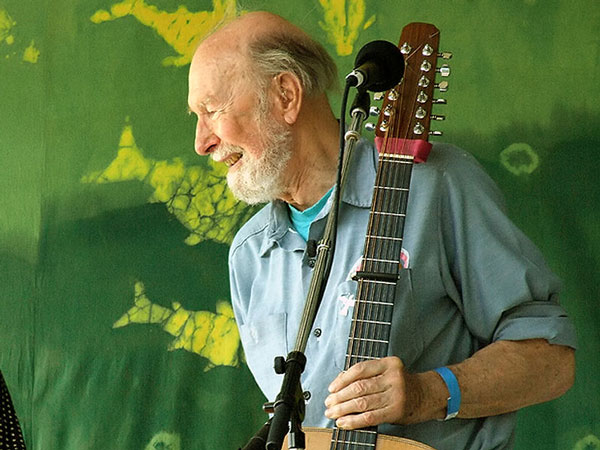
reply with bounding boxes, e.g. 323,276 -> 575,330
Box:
188,47 -> 251,106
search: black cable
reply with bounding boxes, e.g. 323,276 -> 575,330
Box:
319,79 -> 352,287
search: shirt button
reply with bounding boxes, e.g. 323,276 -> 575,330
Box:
308,259 -> 316,268
313,328 -> 322,337
303,391 -> 311,401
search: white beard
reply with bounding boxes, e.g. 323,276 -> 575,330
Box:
217,113 -> 292,205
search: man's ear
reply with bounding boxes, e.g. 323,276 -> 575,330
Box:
272,72 -> 303,125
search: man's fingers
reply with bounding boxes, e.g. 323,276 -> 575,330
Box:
328,359 -> 388,393
324,357 -> 409,428
325,377 -> 384,409
325,391 -> 388,421
335,409 -> 387,430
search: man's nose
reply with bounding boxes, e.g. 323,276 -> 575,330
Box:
194,120 -> 221,155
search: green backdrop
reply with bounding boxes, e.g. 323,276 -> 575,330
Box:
1,0 -> 598,449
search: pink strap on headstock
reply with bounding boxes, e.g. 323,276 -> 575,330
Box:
374,137 -> 432,163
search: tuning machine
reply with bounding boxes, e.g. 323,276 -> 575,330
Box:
433,51 -> 451,104
435,81 -> 449,92
436,64 -> 451,77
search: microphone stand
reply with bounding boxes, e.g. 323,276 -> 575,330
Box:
255,89 -> 371,450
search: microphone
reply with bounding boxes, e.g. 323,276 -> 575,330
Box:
345,40 -> 405,92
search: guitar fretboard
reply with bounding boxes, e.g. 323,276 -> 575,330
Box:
330,155 -> 414,449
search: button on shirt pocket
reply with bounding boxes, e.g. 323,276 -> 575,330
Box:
238,313 -> 288,402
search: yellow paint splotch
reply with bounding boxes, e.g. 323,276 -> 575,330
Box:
81,119 -> 254,245
0,9 -> 16,45
318,0 -> 375,56
1,9 -> 41,62
114,281 -> 241,370
91,0 -> 238,66
22,40 -> 40,63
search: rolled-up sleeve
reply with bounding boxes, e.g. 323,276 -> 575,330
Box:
438,146 -> 577,349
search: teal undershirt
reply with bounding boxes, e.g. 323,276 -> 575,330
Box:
288,187 -> 334,241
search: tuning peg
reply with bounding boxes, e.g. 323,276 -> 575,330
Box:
422,44 -> 434,56
431,115 -> 446,121
429,130 -> 443,136
365,122 -> 376,132
436,64 -> 451,77
413,123 -> 425,135
369,106 -> 380,116
438,52 -> 453,60
435,81 -> 449,92
373,92 -> 385,101
432,98 -> 447,105
418,75 -> 431,88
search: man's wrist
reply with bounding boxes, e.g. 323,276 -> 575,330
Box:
433,367 -> 461,420
402,371 -> 449,424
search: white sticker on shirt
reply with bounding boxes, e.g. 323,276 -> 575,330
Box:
338,294 -> 356,316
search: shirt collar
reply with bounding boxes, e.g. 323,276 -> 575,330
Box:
259,139 -> 377,256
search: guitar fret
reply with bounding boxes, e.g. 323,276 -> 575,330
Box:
355,318 -> 392,326
356,299 -> 394,306
350,337 -> 389,344
371,211 -> 406,217
362,257 -> 400,264
373,186 -> 409,192
359,279 -> 396,285
380,154 -> 414,162
346,354 -> 380,360
366,234 -> 403,241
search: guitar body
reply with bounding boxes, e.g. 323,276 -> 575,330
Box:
283,428 -> 435,450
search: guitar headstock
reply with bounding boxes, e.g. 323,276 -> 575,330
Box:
371,23 -> 451,162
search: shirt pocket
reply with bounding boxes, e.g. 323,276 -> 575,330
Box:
238,313 -> 288,402
332,269 -> 421,371
389,268 -> 422,366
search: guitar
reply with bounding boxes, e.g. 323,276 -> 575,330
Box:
284,22 -> 450,450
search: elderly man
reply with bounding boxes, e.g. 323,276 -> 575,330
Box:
187,11 -> 576,450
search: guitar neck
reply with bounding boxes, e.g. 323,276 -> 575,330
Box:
344,154 -> 413,369
330,22 -> 448,450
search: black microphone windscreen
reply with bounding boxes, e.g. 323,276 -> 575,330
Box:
354,40 -> 404,92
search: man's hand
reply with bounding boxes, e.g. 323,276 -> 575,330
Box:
324,356 -> 435,429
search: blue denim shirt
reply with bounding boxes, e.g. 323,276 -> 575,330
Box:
229,141 -> 576,450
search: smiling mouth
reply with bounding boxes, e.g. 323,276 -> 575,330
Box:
223,153 -> 242,167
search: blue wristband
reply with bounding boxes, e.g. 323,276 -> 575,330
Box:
433,367 -> 461,420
